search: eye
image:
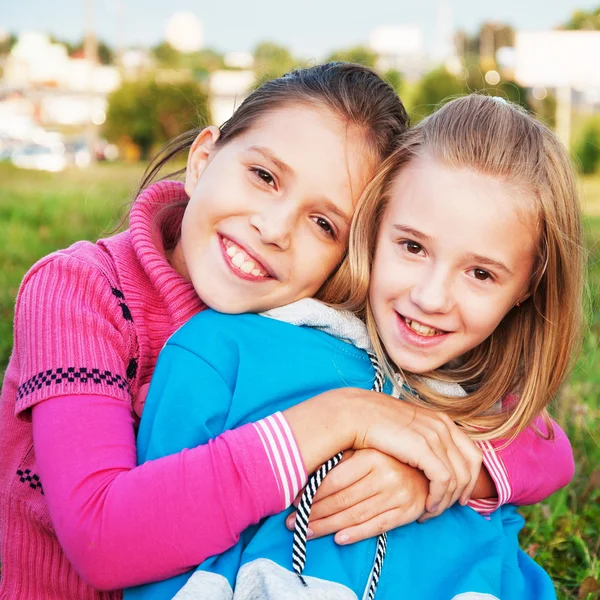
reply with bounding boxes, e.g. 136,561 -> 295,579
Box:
312,216 -> 336,239
401,240 -> 424,255
471,268 -> 493,282
250,167 -> 276,188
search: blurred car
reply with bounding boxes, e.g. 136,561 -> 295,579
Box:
11,143 -> 67,172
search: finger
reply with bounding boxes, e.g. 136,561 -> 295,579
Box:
448,430 -> 482,504
415,435 -> 456,513
420,420 -> 470,511
306,472 -> 378,522
309,450 -> 367,504
444,443 -> 471,509
417,510 -> 438,524
285,474 -> 377,532
298,488 -> 384,539
334,507 -> 424,545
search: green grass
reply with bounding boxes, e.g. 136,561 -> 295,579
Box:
0,162 -> 599,598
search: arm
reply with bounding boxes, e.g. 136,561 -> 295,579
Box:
33,394 -> 292,589
470,413 -> 574,513
18,257 -> 295,589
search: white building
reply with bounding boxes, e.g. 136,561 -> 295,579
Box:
4,32 -> 120,94
369,26 -> 426,81
209,70 -> 256,125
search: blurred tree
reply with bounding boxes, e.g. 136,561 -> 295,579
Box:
152,42 -> 224,75
563,7 -> 600,30
572,118 -> 600,174
58,37 -> 114,64
530,92 -> 557,128
104,80 -> 210,159
253,41 -> 296,83
411,67 -> 464,122
0,32 -> 17,55
326,45 -> 378,68
383,69 -> 404,97
462,67 -> 531,111
455,23 -> 514,69
152,41 -> 181,67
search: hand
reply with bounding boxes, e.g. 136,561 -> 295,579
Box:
350,393 -> 483,514
285,449 -> 428,544
284,388 -> 482,514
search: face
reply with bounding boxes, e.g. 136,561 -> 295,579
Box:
369,156 -> 538,374
172,105 -> 370,313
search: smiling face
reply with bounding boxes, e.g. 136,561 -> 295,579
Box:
369,155 -> 538,374
171,105 -> 371,314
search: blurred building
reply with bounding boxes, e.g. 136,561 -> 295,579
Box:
369,26 -> 426,81
209,69 -> 255,125
514,30 -> 600,146
1,32 -> 120,131
4,32 -> 119,93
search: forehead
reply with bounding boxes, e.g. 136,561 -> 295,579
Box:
386,156 -> 539,255
235,104 -> 376,203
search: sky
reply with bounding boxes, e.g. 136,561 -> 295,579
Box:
2,0 -> 599,58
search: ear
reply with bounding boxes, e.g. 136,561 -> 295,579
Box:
184,126 -> 221,197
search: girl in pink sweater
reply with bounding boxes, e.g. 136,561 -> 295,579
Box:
0,63 -> 573,600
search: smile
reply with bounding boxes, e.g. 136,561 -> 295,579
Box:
220,236 -> 273,281
400,315 -> 447,337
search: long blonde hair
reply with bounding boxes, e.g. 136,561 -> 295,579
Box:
344,94 -> 584,441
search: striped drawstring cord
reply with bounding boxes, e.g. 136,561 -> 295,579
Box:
292,350 -> 388,599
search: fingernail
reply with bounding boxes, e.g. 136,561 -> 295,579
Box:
336,533 -> 350,544
287,517 -> 296,530
307,528 -> 314,539
430,504 -> 438,513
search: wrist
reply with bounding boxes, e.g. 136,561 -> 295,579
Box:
471,465 -> 498,500
283,388 -> 365,473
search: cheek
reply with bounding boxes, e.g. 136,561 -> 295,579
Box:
463,296 -> 510,339
295,244 -> 343,290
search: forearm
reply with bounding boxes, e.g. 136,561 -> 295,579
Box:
33,394 -> 284,590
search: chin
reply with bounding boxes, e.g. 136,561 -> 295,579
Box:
393,356 -> 440,376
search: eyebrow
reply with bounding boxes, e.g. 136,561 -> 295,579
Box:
320,198 -> 352,229
392,224 -> 432,242
466,253 -> 514,275
247,145 -> 293,177
393,225 -> 513,275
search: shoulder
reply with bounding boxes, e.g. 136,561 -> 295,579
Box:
167,310 -> 332,353
20,240 -> 120,295
14,240 -> 133,349
166,311 -> 276,355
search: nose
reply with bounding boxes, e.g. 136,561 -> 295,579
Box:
249,200 -> 296,251
409,268 -> 454,314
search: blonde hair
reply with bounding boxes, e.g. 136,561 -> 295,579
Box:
343,94 -> 584,441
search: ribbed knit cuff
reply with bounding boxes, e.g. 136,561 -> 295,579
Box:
253,412 -> 308,509
468,441 -> 512,515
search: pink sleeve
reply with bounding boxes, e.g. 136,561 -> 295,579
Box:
32,394 -> 305,591
469,415 -> 574,515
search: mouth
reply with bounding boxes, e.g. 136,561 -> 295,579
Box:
219,235 -> 275,281
398,313 -> 448,338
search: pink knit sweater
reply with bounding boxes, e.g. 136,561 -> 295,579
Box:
0,181 -> 302,599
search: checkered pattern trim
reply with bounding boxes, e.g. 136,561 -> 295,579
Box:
16,468 -> 44,495
17,367 -> 128,400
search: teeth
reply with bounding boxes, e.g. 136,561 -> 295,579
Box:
240,261 -> 255,273
406,319 -> 439,337
223,238 -> 269,277
231,253 -> 245,267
